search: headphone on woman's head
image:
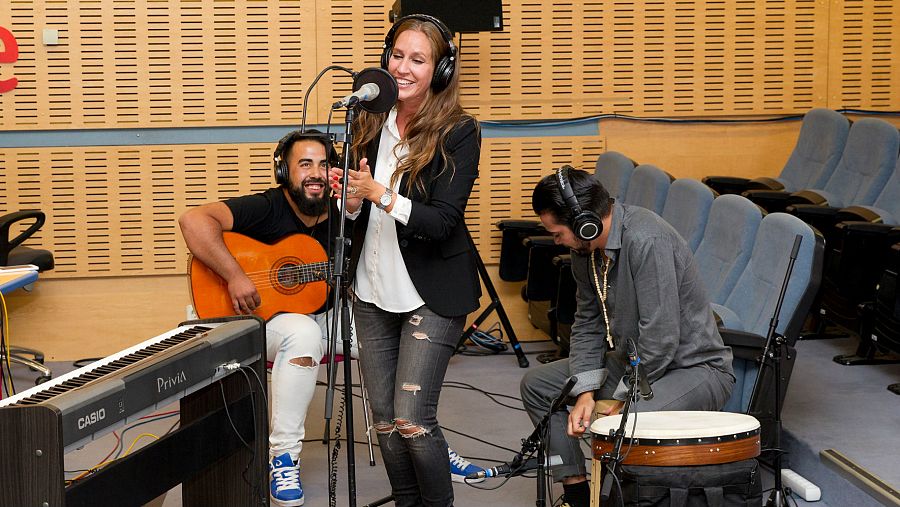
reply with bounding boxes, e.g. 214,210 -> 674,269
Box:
556,165 -> 603,241
380,14 -> 457,92
273,131 -> 338,186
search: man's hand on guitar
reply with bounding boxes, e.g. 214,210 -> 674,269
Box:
229,274 -> 261,315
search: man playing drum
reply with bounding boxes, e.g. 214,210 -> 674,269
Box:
520,167 -> 735,507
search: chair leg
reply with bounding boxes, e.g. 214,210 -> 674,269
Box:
1,352 -> 52,384
357,365 -> 376,466
10,346 -> 44,364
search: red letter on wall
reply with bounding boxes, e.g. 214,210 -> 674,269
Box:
0,26 -> 19,94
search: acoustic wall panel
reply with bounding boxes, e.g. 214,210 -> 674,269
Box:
4,0 -> 893,130
0,135 -> 602,277
828,0 -> 900,109
1,0 -> 317,129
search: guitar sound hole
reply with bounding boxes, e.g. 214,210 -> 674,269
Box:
275,262 -> 303,294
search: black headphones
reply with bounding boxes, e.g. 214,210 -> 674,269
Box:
273,130 -> 338,186
556,165 -> 603,241
380,14 -> 457,93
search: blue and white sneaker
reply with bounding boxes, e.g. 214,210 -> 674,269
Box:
270,452 -> 304,506
448,447 -> 485,483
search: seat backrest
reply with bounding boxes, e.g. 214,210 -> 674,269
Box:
694,194 -> 763,304
661,178 -> 715,252
778,108 -> 850,191
623,164 -> 672,214
722,212 -> 824,342
594,151 -> 637,201
862,156 -> 900,225
0,210 -> 54,271
818,118 -> 900,207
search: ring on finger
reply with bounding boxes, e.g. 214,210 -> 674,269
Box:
349,185 -> 359,195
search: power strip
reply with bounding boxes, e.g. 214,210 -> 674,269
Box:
782,468 -> 821,502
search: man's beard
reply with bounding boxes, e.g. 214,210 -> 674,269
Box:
288,177 -> 329,217
572,239 -> 593,255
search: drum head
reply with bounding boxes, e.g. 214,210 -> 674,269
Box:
590,411 -> 760,441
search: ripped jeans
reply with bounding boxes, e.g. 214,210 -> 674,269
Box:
266,310 -> 357,462
354,300 -> 464,507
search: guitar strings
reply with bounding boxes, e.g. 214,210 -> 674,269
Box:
232,262 -> 331,285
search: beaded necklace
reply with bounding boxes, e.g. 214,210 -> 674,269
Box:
590,250 -> 615,349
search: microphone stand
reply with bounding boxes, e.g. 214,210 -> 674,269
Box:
598,357 -> 640,504
513,375 -> 577,506
323,99 -> 359,507
748,234 -> 802,507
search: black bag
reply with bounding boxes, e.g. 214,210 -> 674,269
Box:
604,458 -> 762,507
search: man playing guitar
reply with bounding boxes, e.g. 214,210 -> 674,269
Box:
179,129 -> 349,507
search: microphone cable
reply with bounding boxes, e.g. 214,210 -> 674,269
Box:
300,65 -> 356,134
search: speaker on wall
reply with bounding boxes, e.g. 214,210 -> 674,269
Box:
388,0 -> 503,34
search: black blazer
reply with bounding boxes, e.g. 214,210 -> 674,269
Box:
349,117 -> 482,318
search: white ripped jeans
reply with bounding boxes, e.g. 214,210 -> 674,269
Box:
266,309 -> 357,461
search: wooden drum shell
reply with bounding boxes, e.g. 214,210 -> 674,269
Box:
590,411 -> 761,467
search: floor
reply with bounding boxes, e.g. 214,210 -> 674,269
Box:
10,331 -> 899,506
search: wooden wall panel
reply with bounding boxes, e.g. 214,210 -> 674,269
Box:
1,0 -> 897,279
0,136 -> 603,277
4,0 -> 894,130
1,0 -> 316,128
467,135 -> 605,260
827,0 -> 900,109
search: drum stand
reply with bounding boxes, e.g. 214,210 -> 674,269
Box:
749,235 -> 802,507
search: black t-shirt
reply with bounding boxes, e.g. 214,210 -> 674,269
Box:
224,187 -> 343,313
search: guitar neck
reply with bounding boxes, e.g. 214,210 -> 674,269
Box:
295,261 -> 330,283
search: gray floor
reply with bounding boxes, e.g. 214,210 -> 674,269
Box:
8,334 -> 899,506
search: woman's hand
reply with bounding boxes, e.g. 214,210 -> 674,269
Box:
329,158 -> 386,213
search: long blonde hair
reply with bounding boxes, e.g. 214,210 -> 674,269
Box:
352,18 -> 476,195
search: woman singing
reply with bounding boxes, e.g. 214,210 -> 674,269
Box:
329,14 -> 481,507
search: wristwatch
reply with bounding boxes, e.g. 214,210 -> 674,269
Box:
376,187 -> 394,210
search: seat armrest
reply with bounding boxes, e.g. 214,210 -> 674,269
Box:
746,177 -> 785,191
786,203 -> 840,219
741,189 -> 793,213
835,221 -> 897,235
702,175 -> 751,195
788,189 -> 828,206
496,219 -> 544,233
719,328 -> 766,361
523,235 -> 557,248
835,206 -> 884,223
552,254 -> 572,267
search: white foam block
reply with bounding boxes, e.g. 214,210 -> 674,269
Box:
782,468 -> 821,502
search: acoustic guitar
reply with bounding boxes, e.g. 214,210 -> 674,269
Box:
188,232 -> 330,320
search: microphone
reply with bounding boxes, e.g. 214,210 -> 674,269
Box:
628,341 -> 653,400
549,375 -> 578,414
333,83 -> 379,109
466,455 -> 563,480
331,67 -> 399,114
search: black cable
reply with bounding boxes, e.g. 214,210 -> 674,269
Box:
300,65 -> 356,134
73,357 -> 103,368
219,380 -> 252,449
328,384 -> 346,507
442,381 -> 525,411
236,366 -> 267,506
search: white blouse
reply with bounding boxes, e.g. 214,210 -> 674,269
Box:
352,108 -> 424,312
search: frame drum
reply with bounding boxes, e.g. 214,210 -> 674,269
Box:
590,411 -> 760,466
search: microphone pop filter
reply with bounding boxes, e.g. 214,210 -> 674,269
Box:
353,67 -> 398,114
